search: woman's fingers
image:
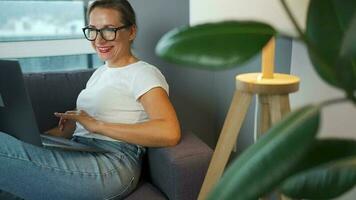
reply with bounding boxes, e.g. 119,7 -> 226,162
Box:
54,111 -> 79,119
55,110 -> 98,133
58,118 -> 64,130
54,110 -> 86,122
54,111 -> 81,131
66,110 -> 81,115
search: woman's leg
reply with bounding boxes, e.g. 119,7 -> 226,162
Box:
0,132 -> 142,200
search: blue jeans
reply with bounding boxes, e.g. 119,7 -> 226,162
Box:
0,132 -> 144,200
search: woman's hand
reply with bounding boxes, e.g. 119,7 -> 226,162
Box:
45,113 -> 76,138
57,115 -> 75,132
54,110 -> 100,133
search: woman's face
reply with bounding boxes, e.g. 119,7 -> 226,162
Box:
89,8 -> 135,65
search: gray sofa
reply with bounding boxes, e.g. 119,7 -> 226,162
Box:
23,69 -> 213,200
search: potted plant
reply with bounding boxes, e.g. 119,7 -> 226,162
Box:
155,0 -> 356,199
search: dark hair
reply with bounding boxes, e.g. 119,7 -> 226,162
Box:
88,0 -> 136,27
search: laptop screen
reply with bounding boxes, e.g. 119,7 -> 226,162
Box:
0,60 -> 42,146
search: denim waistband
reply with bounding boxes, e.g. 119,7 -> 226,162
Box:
72,136 -> 146,157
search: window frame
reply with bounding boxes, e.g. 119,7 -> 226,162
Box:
0,39 -> 94,59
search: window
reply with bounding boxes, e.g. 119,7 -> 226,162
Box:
18,54 -> 102,73
0,1 -> 85,42
0,0 -> 103,72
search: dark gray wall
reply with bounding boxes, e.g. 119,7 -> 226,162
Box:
130,0 -> 293,153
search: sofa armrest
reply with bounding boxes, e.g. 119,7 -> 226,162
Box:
147,131 -> 213,200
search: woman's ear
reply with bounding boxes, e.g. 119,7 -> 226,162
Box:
128,25 -> 137,42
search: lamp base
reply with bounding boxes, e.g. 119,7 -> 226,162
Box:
236,73 -> 300,94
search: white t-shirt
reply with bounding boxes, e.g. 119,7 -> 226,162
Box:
73,61 -> 169,141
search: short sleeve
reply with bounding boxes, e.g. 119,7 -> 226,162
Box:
131,65 -> 169,100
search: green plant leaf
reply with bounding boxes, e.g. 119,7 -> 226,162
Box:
340,12 -> 356,101
306,0 -> 356,98
280,139 -> 356,198
207,105 -> 320,200
281,155 -> 356,199
292,139 -> 356,172
155,21 -> 275,70
341,14 -> 356,59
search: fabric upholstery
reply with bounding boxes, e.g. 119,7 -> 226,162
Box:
148,131 -> 212,200
125,182 -> 167,200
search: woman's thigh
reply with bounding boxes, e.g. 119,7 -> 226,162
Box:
0,132 -> 142,200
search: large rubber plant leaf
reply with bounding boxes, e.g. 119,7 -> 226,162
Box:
207,105 -> 320,200
281,155 -> 356,199
291,139 -> 356,172
155,21 -> 275,70
306,0 -> 356,98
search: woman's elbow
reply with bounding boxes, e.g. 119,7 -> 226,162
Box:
166,127 -> 181,146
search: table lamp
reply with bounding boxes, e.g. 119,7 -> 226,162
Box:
189,0 -> 310,199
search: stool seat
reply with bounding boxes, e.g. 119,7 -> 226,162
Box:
236,73 -> 300,94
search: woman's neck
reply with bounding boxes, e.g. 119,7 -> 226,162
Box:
107,54 -> 139,68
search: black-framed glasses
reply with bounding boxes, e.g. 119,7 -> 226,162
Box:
82,25 -> 129,41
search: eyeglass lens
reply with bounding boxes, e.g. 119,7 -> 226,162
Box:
84,28 -> 116,41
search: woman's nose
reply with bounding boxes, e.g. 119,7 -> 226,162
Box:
95,33 -> 106,44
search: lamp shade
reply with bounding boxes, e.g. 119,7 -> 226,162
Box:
190,0 -> 310,37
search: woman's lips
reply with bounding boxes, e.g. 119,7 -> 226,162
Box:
97,46 -> 113,53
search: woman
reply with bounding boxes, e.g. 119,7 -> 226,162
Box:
0,0 -> 180,199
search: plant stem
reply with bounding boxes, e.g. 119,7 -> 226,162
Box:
280,0 -> 308,43
320,97 -> 350,107
280,0 -> 341,93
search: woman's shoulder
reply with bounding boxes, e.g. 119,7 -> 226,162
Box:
130,61 -> 169,98
133,61 -> 163,75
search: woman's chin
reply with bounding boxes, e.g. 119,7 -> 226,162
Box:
98,53 -> 112,61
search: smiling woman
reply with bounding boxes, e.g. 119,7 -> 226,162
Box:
0,0 -> 181,199
87,5 -> 138,66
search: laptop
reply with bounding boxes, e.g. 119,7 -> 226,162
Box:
0,60 -> 104,152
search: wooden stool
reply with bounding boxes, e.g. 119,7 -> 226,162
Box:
197,72 -> 299,200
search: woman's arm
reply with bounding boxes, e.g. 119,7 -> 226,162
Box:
96,87 -> 181,146
55,87 -> 181,147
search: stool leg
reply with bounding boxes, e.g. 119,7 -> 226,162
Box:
255,94 -> 271,141
269,94 -> 291,124
280,94 -> 291,115
198,90 -> 253,200
268,94 -> 292,200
